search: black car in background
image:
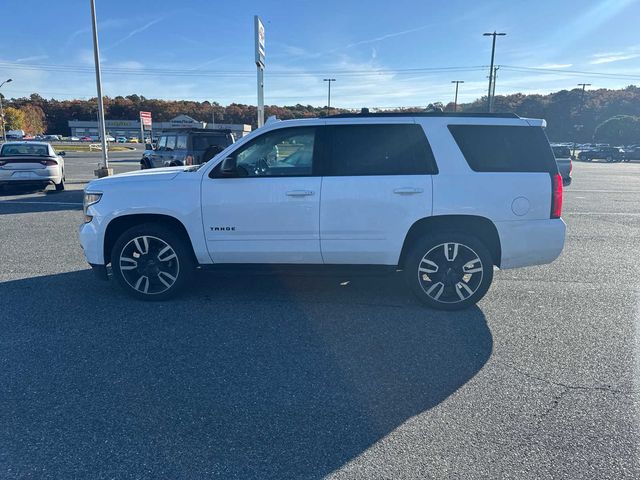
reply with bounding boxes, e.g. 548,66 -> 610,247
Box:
141,129 -> 235,169
578,146 -> 625,162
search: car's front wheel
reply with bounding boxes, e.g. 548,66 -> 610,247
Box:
404,233 -> 494,311
110,223 -> 195,300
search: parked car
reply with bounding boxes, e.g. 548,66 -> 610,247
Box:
80,136 -> 93,142
128,137 -> 139,143
116,136 -> 127,143
0,141 -> 65,191
70,136 -> 80,141
141,129 -> 235,169
622,147 -> 640,161
80,112 -> 566,310
578,146 -> 624,162
105,135 -> 116,142
551,145 -> 572,186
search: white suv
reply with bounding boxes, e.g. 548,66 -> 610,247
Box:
79,112 -> 565,310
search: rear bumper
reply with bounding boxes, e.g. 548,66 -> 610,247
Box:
496,218 -> 566,269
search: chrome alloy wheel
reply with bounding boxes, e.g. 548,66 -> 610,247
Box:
119,235 -> 180,295
417,242 -> 484,304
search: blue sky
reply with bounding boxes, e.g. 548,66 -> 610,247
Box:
1,0 -> 639,107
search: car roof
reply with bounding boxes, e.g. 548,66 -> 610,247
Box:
328,112 -> 520,119
1,141 -> 50,146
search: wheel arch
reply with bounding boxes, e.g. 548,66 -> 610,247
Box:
104,213 -> 198,266
399,215 -> 502,268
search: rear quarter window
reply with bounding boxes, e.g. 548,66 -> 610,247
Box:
448,125 -> 557,173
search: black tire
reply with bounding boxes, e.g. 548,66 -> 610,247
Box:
403,233 -> 494,311
54,172 -> 65,191
140,159 -> 151,170
110,223 -> 195,300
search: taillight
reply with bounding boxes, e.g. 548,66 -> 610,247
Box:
551,173 -> 563,219
41,159 -> 58,166
185,155 -> 193,166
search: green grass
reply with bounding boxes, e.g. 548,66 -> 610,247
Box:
57,144 -> 134,152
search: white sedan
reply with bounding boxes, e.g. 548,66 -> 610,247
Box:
0,141 -> 66,191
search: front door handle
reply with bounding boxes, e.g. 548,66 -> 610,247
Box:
393,187 -> 424,194
286,190 -> 315,197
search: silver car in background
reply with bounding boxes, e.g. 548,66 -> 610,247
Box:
0,142 -> 66,191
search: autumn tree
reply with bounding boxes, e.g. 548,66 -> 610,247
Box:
594,115 -> 640,145
3,106 -> 25,131
20,104 -> 47,134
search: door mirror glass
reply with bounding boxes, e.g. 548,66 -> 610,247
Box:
58,151 -> 66,157
220,156 -> 237,176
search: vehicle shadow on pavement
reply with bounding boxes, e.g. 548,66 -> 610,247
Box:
1,269 -> 493,479
0,189 -> 83,212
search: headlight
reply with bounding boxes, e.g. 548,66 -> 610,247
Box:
83,192 -> 102,222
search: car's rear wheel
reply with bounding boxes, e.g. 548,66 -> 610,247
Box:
110,223 -> 194,300
54,171 -> 65,191
403,233 -> 494,311
140,159 -> 151,170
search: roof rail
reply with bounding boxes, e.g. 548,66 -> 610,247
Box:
327,112 -> 520,119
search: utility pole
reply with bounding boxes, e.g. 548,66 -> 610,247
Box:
483,31 -> 506,113
324,78 -> 336,116
491,66 -> 499,103
451,80 -> 464,112
572,83 -> 592,158
0,78 -> 13,142
90,0 -> 110,176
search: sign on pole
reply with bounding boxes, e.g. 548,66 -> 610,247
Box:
254,15 -> 265,128
139,111 -> 152,142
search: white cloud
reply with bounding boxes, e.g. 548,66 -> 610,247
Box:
15,55 -> 49,63
589,53 -> 640,65
537,63 -> 573,69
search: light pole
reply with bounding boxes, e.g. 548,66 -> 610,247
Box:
90,0 -> 110,175
572,83 -> 591,158
323,78 -> 336,116
451,80 -> 464,112
483,31 -> 506,113
0,78 -> 12,142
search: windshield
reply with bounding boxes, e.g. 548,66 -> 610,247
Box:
0,144 -> 50,156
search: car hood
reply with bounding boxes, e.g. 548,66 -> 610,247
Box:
86,166 -> 188,189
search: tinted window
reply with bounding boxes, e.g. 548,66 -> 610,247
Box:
448,125 -> 557,173
176,135 -> 188,150
214,127 -> 315,177
326,124 -> 437,176
552,146 -> 571,158
1,144 -> 49,156
193,135 -> 229,151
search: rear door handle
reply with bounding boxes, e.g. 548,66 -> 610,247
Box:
393,187 -> 424,194
286,190 -> 315,197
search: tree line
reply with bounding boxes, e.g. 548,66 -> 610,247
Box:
2,86 -> 640,144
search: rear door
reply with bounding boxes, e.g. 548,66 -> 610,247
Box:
319,122 -> 435,265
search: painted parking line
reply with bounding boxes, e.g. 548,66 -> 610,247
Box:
564,211 -> 640,216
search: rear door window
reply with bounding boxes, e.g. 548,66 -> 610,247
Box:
156,136 -> 167,151
176,135 -> 188,150
448,125 -> 557,173
325,124 -> 438,176
193,135 -> 228,150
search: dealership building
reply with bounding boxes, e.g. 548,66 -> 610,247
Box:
68,114 -> 252,140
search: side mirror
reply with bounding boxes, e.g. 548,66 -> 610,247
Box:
58,151 -> 66,157
220,156 -> 237,176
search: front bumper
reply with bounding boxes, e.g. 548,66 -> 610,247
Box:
79,220 -> 104,265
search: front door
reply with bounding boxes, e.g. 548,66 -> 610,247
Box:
201,126 -> 322,264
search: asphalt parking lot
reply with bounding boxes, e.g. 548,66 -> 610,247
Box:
0,154 -> 639,479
